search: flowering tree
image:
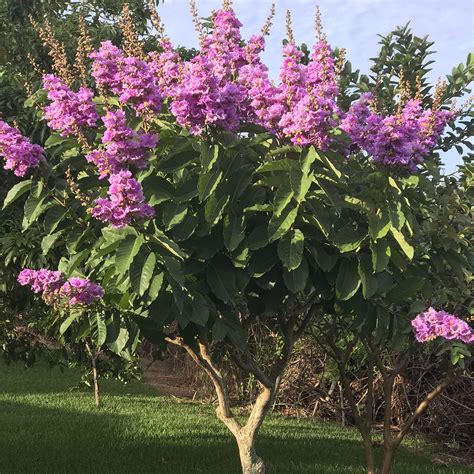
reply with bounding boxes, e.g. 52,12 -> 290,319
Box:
310,27 -> 473,474
0,2 -> 472,473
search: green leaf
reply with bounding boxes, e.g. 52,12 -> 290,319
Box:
389,202 -> 406,230
191,294 -> 210,326
368,208 -> 390,240
312,148 -> 342,179
206,257 -> 237,303
44,205 -> 68,234
257,159 -> 297,173
283,257 -> 309,293
290,169 -> 312,202
198,170 -> 223,202
60,314 -> 78,335
66,249 -> 89,276
150,231 -> 186,260
163,201 -> 187,230
44,133 -> 68,149
157,150 -> 199,172
391,227 -> 414,260
130,250 -> 156,296
2,179 -> 31,209
371,239 -> 391,273
204,194 -> 230,227
96,314 -> 107,347
22,193 -> 51,230
306,200 -> 332,237
333,226 -> 365,253
115,234 -> 144,274
268,205 -> 298,242
41,230 -> 64,255
278,229 -> 304,270
336,259 -> 361,300
247,225 -> 268,250
108,327 -> 129,354
386,277 -> 424,303
147,272 -> 164,302
171,215 -> 198,242
212,319 -> 228,342
273,186 -> 293,216
143,176 -> 174,205
223,212 -> 246,251
358,254 -> 378,299
200,143 -> 219,171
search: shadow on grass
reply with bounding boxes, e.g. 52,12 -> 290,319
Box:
0,397 -> 469,474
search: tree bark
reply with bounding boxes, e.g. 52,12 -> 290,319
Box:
85,341 -> 100,407
236,432 -> 266,474
363,435 -> 376,474
380,445 -> 395,474
166,337 -> 279,474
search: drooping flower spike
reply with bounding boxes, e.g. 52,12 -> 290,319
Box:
18,269 -> 104,306
412,307 -> 474,344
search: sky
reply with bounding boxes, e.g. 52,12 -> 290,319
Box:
155,0 -> 473,172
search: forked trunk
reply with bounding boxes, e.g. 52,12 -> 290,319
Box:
236,434 -> 265,474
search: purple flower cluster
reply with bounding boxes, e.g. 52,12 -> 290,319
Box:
91,170 -> 154,228
341,94 -> 453,170
86,110 -> 157,178
0,121 -> 44,176
278,40 -> 339,148
170,55 -> 245,134
43,75 -> 99,137
88,8 -> 340,143
90,41 -> 161,114
412,307 -> 474,344
18,268 -> 104,306
148,41 -> 182,98
18,268 -> 63,296
59,277 -> 105,305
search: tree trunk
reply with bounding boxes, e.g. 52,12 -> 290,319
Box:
92,360 -> 100,407
380,445 -> 394,474
236,433 -> 265,474
85,341 -> 100,407
362,435 -> 375,474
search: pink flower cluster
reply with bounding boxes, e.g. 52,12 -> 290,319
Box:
91,170 -> 154,228
145,8 -> 339,143
412,307 -> 473,344
90,41 -> 162,114
18,268 -> 63,295
86,109 -> 157,178
43,75 -> 99,137
277,40 -> 339,147
59,277 -> 105,305
0,120 -> 44,176
341,93 -> 453,170
18,269 -> 104,306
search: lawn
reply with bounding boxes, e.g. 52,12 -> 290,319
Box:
0,362 -> 469,474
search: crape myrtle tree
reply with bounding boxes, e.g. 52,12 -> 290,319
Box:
0,1 -> 472,473
308,27 -> 474,474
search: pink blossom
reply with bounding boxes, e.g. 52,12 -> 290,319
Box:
0,121 -> 44,176
412,307 -> 473,344
86,109 -> 158,178
43,74 -> 98,136
91,170 -> 155,228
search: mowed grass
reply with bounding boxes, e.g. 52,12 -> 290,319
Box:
0,362 -> 469,474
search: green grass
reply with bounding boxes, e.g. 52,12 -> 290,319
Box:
0,362 -> 469,474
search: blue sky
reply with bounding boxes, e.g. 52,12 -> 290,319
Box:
156,0 -> 473,172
